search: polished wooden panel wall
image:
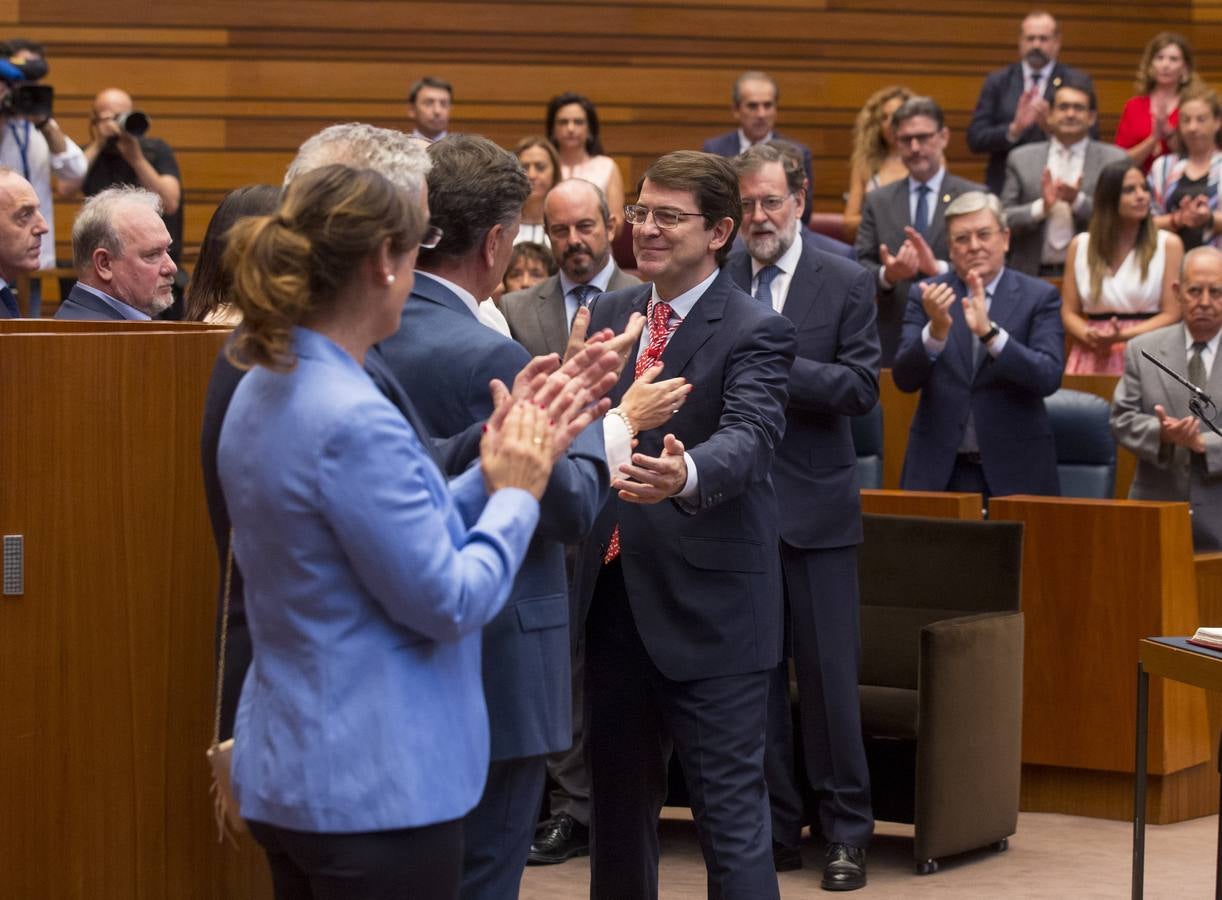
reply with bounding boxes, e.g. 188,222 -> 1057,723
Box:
6,1 -> 1218,274
0,323 -> 271,898
989,495 -> 1214,823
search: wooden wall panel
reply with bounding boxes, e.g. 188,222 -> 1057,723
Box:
0,324 -> 272,899
17,1 -> 1222,274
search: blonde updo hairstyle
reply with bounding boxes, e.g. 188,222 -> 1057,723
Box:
225,164 -> 425,370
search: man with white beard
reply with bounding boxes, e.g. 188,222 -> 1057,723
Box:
726,142 -> 880,891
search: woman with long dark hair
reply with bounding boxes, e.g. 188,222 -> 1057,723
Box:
1061,158 -> 1183,374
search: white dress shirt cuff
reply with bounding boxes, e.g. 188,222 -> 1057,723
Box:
676,452 -> 699,501
935,260 -> 949,276
602,414 -> 633,484
1030,199 -> 1047,220
921,322 -> 947,357
986,329 -> 1009,357
878,268 -> 893,290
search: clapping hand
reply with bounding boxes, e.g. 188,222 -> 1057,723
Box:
613,433 -> 688,504
619,365 -> 692,433
1155,403 -> 1206,454
565,308 -> 646,381
902,226 -> 941,277
880,241 -> 919,283
480,400 -> 555,500
919,281 -> 956,341
1054,174 -> 1082,205
961,270 -> 991,337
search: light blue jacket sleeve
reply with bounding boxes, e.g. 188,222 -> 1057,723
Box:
319,403 -> 539,643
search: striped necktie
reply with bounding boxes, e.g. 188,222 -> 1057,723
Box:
603,300 -> 677,565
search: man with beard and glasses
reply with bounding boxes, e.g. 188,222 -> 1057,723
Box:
892,191 -> 1063,500
727,141 -> 879,890
967,10 -> 1097,194
502,178 -> 640,360
855,96 -> 984,365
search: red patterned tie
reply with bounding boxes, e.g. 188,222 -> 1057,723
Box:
604,300 -> 676,564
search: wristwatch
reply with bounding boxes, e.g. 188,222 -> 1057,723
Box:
979,321 -> 1001,345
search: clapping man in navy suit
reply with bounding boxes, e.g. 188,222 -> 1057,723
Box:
573,150 -> 796,898
893,191 -> 1063,498
727,143 -> 879,890
703,71 -> 814,223
967,11 -> 1097,194
0,167 -> 48,317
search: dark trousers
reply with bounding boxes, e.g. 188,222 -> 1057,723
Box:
947,453 -> 992,501
460,755 -> 547,899
544,635 -> 590,826
585,561 -> 779,900
766,544 -> 873,849
247,817 -> 463,900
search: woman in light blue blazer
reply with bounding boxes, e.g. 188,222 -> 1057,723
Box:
217,164 -> 557,898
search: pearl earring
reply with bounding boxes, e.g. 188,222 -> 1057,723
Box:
386,275 -> 396,285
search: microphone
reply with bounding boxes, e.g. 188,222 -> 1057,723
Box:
1141,349 -> 1213,407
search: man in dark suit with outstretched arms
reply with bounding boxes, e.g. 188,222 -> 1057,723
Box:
572,150 -> 796,899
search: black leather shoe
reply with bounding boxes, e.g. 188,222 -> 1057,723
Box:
821,843 -> 866,891
527,813 -> 590,865
773,841 -> 803,872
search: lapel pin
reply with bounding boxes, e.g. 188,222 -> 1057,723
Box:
942,193 -> 951,204
1052,76 -> 1062,87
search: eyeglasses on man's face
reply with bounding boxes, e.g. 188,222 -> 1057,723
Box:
741,194 -> 792,215
895,131 -> 939,148
950,227 -> 1002,248
624,204 -> 704,230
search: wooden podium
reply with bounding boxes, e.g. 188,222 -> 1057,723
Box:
0,322 -> 272,898
989,495 -> 1216,823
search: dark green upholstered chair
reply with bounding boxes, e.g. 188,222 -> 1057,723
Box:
857,513 -> 1025,874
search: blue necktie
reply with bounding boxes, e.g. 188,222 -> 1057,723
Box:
0,285 -> 18,318
571,284 -> 599,309
755,264 -> 781,307
913,184 -> 931,239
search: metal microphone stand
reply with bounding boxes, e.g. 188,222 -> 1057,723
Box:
1140,349 -> 1222,439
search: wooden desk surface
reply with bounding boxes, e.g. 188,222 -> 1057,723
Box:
1141,638 -> 1222,694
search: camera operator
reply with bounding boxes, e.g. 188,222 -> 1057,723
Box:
68,87 -> 184,317
0,39 -> 86,282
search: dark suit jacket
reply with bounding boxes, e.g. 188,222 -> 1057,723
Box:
967,61 -> 1098,194
892,267 -> 1063,496
703,130 -> 815,222
854,172 -> 984,366
809,229 -> 857,261
571,270 -> 796,682
377,273 -> 609,761
726,233 -> 880,548
500,266 -> 640,358
1000,138 -> 1127,275
54,283 -> 128,320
